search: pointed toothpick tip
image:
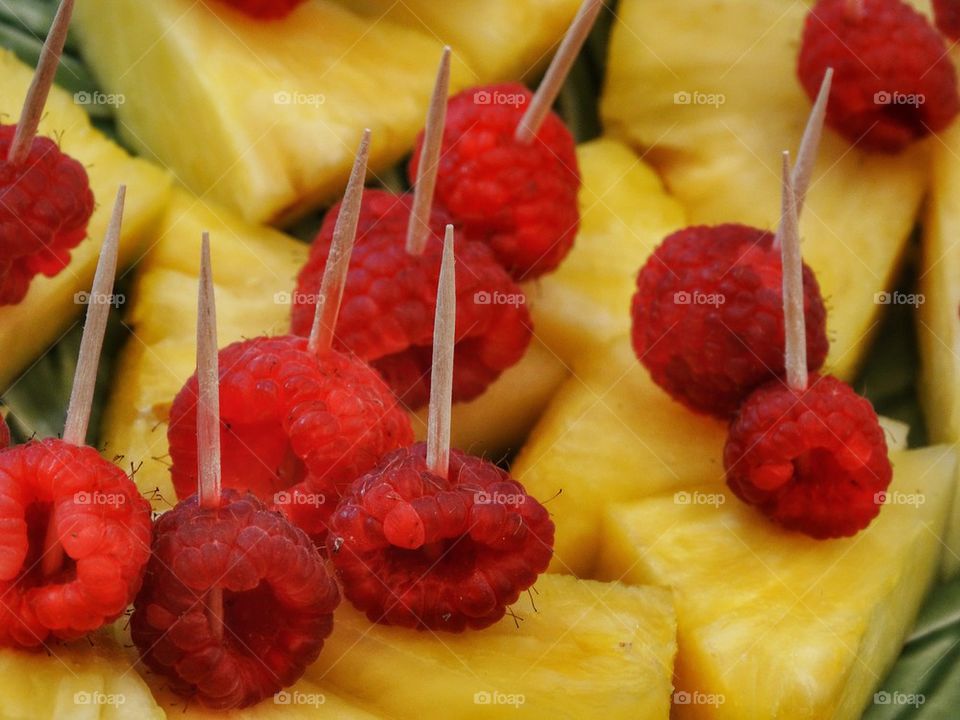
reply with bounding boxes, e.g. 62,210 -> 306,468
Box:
309,129 -> 371,354
406,47 -> 452,256
425,224 -> 456,479
779,151 -> 807,392
197,231 -> 222,509
7,0 -> 76,165
515,0 -> 604,143
62,184 -> 125,446
790,66 -> 832,218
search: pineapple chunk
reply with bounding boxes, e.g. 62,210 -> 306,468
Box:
100,191 -> 568,503
919,120 -> 960,577
0,633 -> 163,719
312,574 -> 676,719
73,0 -> 579,224
0,50 -> 171,392
601,0 -> 929,379
596,446 -> 956,720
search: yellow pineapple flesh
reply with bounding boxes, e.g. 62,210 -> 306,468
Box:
601,0 -> 929,380
72,0 -> 579,225
596,446 -> 955,720
0,50 -> 171,393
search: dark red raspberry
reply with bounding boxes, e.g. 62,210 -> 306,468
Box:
131,490 -> 339,709
168,335 -> 413,542
724,374 -> 892,538
0,439 -> 152,648
798,0 -> 960,152
934,0 -> 960,40
210,0 -> 305,19
0,125 -> 95,305
0,415 -> 9,450
329,443 -> 554,632
408,83 -> 580,280
290,190 -> 532,409
631,224 -> 828,418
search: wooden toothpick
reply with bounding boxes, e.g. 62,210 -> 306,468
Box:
791,67 -> 832,217
779,152 -> 807,391
62,185 -> 125,447
425,225 -> 456,479
7,0 -> 75,165
309,129 -> 371,354
196,232 -> 222,511
406,47 -> 451,256
515,0 -> 604,143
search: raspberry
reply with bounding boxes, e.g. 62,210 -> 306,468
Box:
724,374 -> 892,539
0,415 -> 9,450
131,490 -> 339,709
934,0 -> 960,40
329,443 -> 554,632
631,224 -> 829,418
798,0 -> 960,152
408,83 -> 580,280
290,191 -> 532,409
168,335 -> 413,541
0,125 -> 95,305
0,439 -> 152,648
210,0 -> 305,19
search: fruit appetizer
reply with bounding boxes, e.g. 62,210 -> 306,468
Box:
0,187 -> 152,648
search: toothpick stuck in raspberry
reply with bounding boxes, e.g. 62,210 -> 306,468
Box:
778,153 -> 808,392
7,0 -> 75,166
196,232 -> 222,511
515,0 -> 604,143
406,48 -> 451,256
426,224 -> 456,479
309,129 -> 371,354
790,68 -> 832,219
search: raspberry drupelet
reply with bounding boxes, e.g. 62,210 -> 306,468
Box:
210,0 -> 305,19
134,237 -> 339,709
798,0 -> 960,152
0,187 -> 153,648
724,153 -> 892,539
290,190 -> 532,409
169,132 -> 413,541
934,0 -> 960,41
330,227 -> 554,632
0,0 -> 94,305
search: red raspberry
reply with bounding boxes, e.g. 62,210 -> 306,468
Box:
0,439 -> 152,648
290,190 -> 532,409
798,0 -> 960,152
408,83 -> 580,280
0,416 -> 9,450
0,125 -> 95,305
131,490 -> 340,709
934,0 -> 960,40
210,0 -> 305,19
329,443 -> 554,632
724,374 -> 892,539
631,224 -> 828,418
167,335 -> 413,541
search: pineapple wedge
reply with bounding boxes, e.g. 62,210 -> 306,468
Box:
601,0 -> 930,379
73,0 -> 579,225
919,120 -> 960,577
0,50 -> 171,393
100,191 -> 568,503
596,446 -> 956,720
